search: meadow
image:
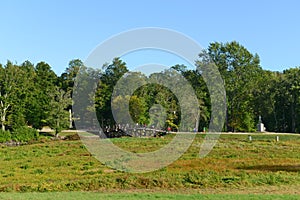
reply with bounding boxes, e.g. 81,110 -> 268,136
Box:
0,132 -> 299,199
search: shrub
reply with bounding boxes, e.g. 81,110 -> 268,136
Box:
0,130 -> 11,143
64,133 -> 80,140
12,126 -> 39,142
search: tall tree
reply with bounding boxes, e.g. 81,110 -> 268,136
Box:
33,62 -> 58,128
95,58 -> 129,127
203,41 -> 261,132
59,59 -> 82,93
178,67 -> 210,131
279,68 -> 300,132
252,70 -> 282,132
0,61 -> 29,130
59,59 -> 83,128
20,61 -> 38,128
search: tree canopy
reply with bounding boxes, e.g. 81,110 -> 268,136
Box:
1,41 -> 300,134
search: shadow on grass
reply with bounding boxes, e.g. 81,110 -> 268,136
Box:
238,165 -> 300,172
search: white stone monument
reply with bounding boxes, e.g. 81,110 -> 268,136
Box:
257,116 -> 265,132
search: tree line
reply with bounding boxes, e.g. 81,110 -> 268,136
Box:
1,41 -> 300,137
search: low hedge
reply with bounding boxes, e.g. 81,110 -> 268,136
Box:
0,130 -> 11,143
12,126 -> 39,142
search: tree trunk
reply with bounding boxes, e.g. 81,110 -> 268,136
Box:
0,100 -> 10,132
69,109 -> 73,129
1,121 -> 4,131
55,120 -> 60,137
1,113 -> 5,131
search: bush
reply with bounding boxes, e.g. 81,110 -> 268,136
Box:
64,133 -> 80,140
12,126 -> 39,142
0,130 -> 11,143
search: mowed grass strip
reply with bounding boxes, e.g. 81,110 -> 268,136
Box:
0,192 -> 299,200
0,133 -> 299,193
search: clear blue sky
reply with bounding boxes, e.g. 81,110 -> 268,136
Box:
1,0 -> 299,75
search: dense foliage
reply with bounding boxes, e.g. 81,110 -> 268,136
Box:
1,41 -> 300,134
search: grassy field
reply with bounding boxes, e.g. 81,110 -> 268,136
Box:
0,132 -> 299,198
0,192 -> 299,200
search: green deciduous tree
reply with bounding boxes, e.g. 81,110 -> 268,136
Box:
278,68 -> 300,132
204,41 -> 261,132
95,58 -> 128,127
32,62 -> 58,129
0,61 -> 30,130
48,87 -> 72,136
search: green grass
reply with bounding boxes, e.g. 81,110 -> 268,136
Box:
0,133 -> 299,194
0,192 -> 298,200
